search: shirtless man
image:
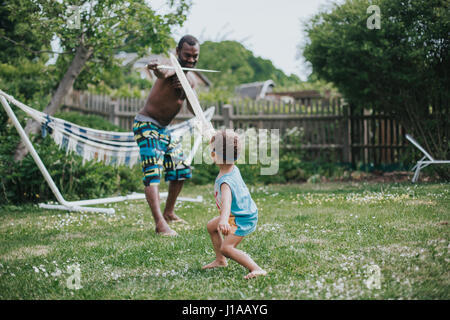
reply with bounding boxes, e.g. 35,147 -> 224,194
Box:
133,35 -> 200,236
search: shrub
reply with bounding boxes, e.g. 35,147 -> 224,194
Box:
187,128 -> 352,185
0,108 -> 141,205
54,111 -> 127,132
0,132 -> 142,205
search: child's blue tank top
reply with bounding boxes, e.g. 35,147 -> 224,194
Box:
214,166 -> 258,236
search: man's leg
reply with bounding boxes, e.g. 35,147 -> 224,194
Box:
133,121 -> 177,236
145,185 -> 177,236
163,180 -> 186,222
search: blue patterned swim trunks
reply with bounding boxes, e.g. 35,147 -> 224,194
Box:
133,120 -> 192,186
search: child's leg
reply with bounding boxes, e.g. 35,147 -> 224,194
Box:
220,234 -> 267,279
202,216 -> 228,269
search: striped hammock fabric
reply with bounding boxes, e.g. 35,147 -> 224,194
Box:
0,89 -> 214,168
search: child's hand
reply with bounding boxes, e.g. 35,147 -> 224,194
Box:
217,220 -> 231,236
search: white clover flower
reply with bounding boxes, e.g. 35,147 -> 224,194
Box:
51,269 -> 62,277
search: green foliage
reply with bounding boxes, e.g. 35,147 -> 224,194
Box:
54,111 -> 128,132
82,64 -> 150,99
0,59 -> 56,108
197,40 -> 301,90
273,76 -> 340,98
189,128 -> 350,185
0,1 -> 51,64
302,0 -> 450,179
0,105 -> 141,205
1,0 -> 190,113
0,132 -> 142,205
198,89 -> 234,105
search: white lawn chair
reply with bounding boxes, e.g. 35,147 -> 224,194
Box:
406,134 -> 450,183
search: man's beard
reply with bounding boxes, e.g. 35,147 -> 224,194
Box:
178,57 -> 196,68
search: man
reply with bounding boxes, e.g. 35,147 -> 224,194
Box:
133,35 -> 200,236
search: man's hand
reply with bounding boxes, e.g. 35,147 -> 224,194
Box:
146,59 -> 174,79
146,59 -> 159,71
217,219 -> 231,236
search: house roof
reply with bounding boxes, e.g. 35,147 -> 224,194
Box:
235,80 -> 275,99
266,90 -> 340,100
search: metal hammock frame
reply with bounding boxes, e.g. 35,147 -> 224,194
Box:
0,90 -> 212,213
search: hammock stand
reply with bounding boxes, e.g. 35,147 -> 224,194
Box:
0,90 -> 212,213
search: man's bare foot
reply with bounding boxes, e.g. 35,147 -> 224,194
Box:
244,269 -> 267,279
156,228 -> 178,236
163,213 -> 187,224
202,260 -> 228,269
155,221 -> 177,236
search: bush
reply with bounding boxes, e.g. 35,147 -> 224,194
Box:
0,133 -> 142,204
54,111 -> 128,132
187,127 -> 351,185
0,108 -> 142,205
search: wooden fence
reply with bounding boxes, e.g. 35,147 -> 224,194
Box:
62,90 -> 407,165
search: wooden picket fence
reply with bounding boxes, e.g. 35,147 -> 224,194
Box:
62,90 -> 407,165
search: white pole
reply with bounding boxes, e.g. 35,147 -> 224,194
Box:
1,94 -> 204,211
169,53 -> 215,140
157,65 -> 220,73
39,204 -> 115,214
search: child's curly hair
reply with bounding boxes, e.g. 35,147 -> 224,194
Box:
210,129 -> 241,164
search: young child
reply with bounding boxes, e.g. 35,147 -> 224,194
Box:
202,129 -> 267,279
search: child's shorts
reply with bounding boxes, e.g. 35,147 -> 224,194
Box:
133,120 -> 192,186
228,213 -> 258,237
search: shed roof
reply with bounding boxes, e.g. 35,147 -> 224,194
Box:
235,80 -> 275,99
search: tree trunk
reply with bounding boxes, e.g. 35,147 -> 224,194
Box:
14,43 -> 93,161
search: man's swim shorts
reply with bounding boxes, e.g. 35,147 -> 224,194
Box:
133,119 -> 192,186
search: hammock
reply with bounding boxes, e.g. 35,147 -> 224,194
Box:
0,89 -> 213,168
0,89 -> 214,213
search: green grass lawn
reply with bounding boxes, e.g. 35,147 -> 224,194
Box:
0,182 -> 449,299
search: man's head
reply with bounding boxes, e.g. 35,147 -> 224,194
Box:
176,35 -> 200,68
210,129 -> 241,165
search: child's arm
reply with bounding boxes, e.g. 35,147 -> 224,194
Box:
217,183 -> 232,236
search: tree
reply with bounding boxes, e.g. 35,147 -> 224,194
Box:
1,0 -> 190,160
302,0 -> 449,178
197,40 -> 300,90
0,1 -> 58,103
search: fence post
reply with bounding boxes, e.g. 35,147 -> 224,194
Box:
258,110 -> 264,129
223,104 -> 233,129
342,103 -> 351,164
111,98 -> 120,126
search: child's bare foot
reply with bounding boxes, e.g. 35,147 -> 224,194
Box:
202,259 -> 228,269
244,269 -> 267,279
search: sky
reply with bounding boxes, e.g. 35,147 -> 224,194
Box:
48,0 -> 336,80
156,0 -> 337,81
